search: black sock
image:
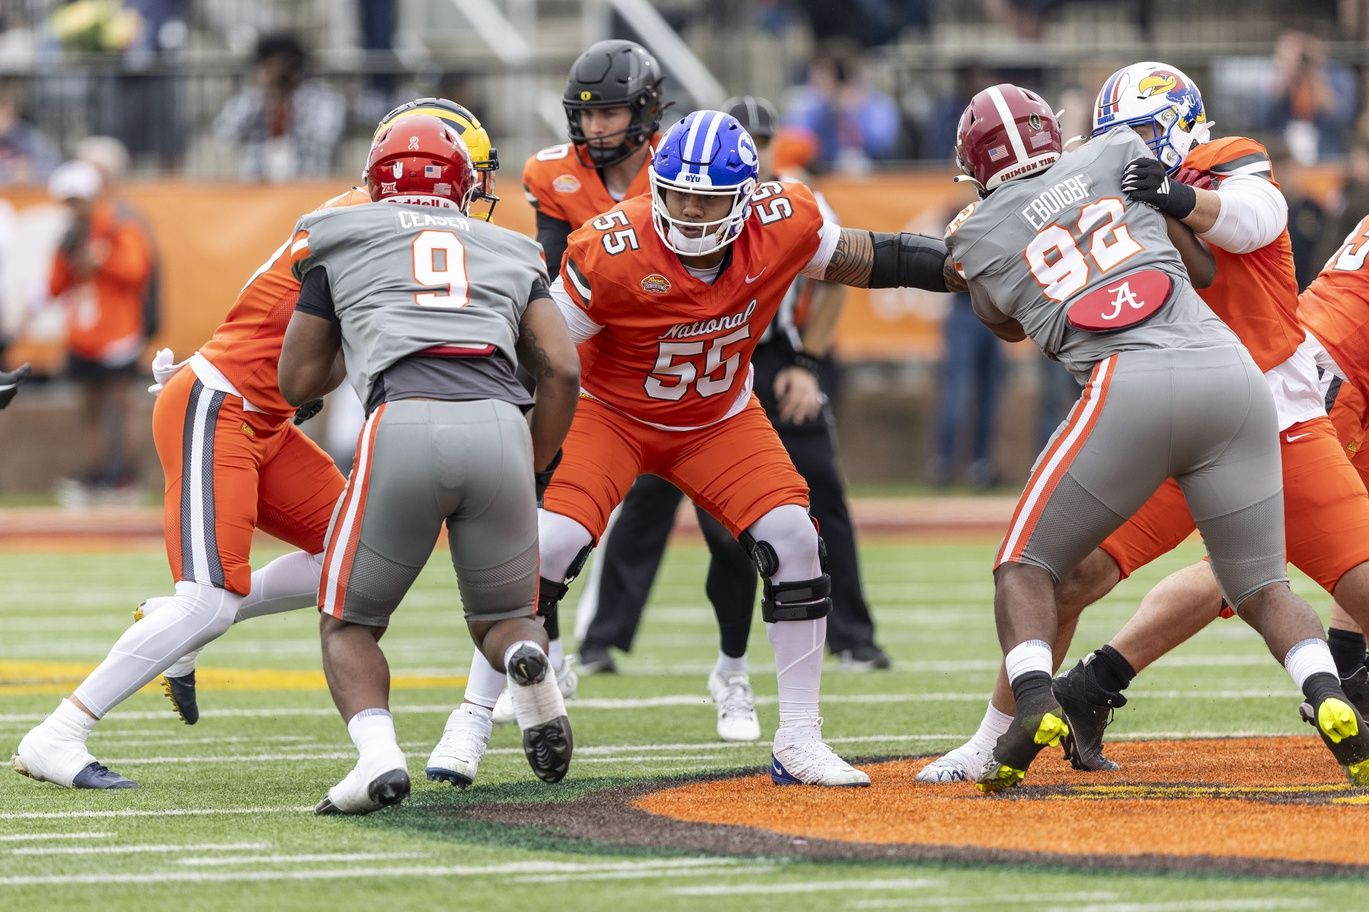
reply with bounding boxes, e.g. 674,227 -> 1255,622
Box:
1302,671 -> 1344,709
1010,670 -> 1053,709
1327,627 -> 1366,677
1087,645 -> 1136,695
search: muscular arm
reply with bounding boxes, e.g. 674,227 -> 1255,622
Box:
821,227 -> 966,292
1166,215 -> 1216,288
799,281 -> 846,356
970,284 -> 1025,342
278,310 -> 342,406
516,294 -> 580,472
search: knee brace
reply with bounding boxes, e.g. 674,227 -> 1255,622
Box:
761,574 -> 832,622
537,576 -> 571,639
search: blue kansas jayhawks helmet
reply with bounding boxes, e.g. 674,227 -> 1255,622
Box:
649,109 -> 760,256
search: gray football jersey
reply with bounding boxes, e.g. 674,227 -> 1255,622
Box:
291,202 -> 547,404
947,128 -> 1237,380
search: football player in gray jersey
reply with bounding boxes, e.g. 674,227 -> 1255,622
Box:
945,84 -> 1369,792
278,115 -> 581,813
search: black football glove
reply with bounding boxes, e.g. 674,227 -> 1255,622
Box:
293,398 -> 325,426
1121,156 -> 1198,219
0,363 -> 31,410
534,448 -> 563,502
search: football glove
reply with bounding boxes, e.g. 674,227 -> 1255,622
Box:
293,399 -> 325,426
1121,156 -> 1198,219
0,363 -> 30,410
534,448 -> 563,502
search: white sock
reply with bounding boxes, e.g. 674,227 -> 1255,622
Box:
969,702 -> 1014,750
548,637 -> 565,671
767,618 -> 825,736
236,550 -> 324,622
459,701 -> 493,720
44,698 -> 98,740
464,650 -> 506,710
73,582 -> 241,718
347,708 -> 403,767
714,651 -> 747,678
1004,639 -> 1053,685
504,640 -> 546,672
1284,638 -> 1339,690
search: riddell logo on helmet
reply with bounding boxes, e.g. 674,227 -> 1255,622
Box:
640,273 -> 671,294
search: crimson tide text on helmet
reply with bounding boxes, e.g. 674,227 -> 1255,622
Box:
376,97 -> 500,219
365,114 -> 478,210
563,39 -> 666,168
954,83 -> 1062,196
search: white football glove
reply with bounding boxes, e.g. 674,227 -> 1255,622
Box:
147,348 -> 187,395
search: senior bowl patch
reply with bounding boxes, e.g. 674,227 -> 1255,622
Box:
553,174 -> 581,194
640,274 -> 672,295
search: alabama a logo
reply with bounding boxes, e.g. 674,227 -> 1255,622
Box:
640,273 -> 672,295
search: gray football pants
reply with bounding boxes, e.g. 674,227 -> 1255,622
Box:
318,398 -> 539,626
999,344 -> 1287,608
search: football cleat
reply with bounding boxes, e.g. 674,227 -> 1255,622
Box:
915,739 -> 996,784
770,728 -> 870,787
578,643 -> 618,676
1338,665 -> 1369,718
976,703 -> 1069,794
315,763 -> 410,815
492,653 -> 577,725
13,729 -> 137,789
425,706 -> 492,789
708,670 -> 761,742
506,644 -> 573,783
1053,660 -> 1122,772
836,644 -> 893,672
134,598 -> 201,724
1299,695 -> 1369,787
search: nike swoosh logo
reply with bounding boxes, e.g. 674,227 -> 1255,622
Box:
771,759 -> 786,777
745,269 -> 766,284
1284,433 -> 1312,443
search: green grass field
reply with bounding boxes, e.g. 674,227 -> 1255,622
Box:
0,535 -> 1359,910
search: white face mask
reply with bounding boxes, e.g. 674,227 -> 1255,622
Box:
664,223 -> 724,255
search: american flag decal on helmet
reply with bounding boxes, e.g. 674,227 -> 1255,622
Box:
987,145 -> 1008,162
424,164 -> 442,178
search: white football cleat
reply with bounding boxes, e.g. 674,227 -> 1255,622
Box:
506,645 -> 573,783
492,654 -> 577,725
914,739 -> 995,784
770,723 -> 869,787
708,670 -> 761,742
425,706 -> 492,789
315,756 -> 410,815
12,727 -> 137,789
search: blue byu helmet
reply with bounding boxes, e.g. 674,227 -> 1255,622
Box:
648,109 -> 760,256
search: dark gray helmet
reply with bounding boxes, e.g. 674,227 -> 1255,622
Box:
722,95 -> 778,140
563,39 -> 666,167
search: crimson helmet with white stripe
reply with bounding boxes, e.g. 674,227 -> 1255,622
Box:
955,83 -> 1061,196
365,114 -> 478,210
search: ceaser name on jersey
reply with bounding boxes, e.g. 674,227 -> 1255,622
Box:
658,299 -> 757,341
1020,173 -> 1093,231
396,211 -> 472,231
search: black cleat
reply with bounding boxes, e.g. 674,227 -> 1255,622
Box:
71,761 -> 138,789
1053,660 -> 1122,772
163,671 -> 199,725
1298,696 -> 1369,786
1339,665 -> 1369,718
976,699 -> 1069,793
578,644 -> 618,676
506,644 -> 574,783
522,717 -> 574,783
367,768 -> 411,807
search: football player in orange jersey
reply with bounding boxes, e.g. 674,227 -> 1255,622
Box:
10,98 -> 499,790
529,109 -> 958,786
919,62 -> 1369,787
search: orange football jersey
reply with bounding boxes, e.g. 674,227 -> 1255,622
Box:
197,188 -> 369,419
560,181 -> 830,430
521,136 -> 659,229
1183,137 -> 1304,372
49,200 -> 154,363
1300,214 -> 1369,389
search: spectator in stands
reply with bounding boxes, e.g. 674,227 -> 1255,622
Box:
0,78 -> 59,185
46,160 -> 154,504
213,31 -> 345,182
77,136 -> 160,343
1328,140 -> 1369,259
1267,137 -> 1333,290
1258,30 -> 1357,162
786,41 -> 902,173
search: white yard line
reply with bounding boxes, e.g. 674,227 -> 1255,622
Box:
852,893 -> 1120,910
1045,901 -> 1317,912
13,842 -> 269,856
181,852 -> 429,866
0,832 -> 112,842
0,806 -> 312,821
673,878 -> 943,896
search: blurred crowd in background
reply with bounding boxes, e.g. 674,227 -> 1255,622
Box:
3,0 -> 1369,498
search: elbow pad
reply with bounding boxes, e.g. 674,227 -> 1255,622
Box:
868,231 -> 949,291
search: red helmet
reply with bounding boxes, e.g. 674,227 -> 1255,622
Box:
955,83 -> 1061,195
365,114 -> 477,208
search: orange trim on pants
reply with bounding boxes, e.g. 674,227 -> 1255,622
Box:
996,356 -> 1116,569
542,395 -> 809,541
1102,413 -> 1369,594
320,404 -> 387,620
152,367 -> 345,595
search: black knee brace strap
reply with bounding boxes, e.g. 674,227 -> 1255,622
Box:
739,531 -> 779,578
563,543 -> 593,583
537,576 -> 568,640
762,573 -> 832,623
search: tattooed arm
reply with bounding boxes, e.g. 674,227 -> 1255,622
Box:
517,292 -> 580,472
820,227 -> 966,292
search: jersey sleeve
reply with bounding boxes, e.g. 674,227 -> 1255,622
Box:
556,226 -> 598,317
1187,137 -> 1274,183
764,181 -> 829,278
522,153 -> 569,223
287,213 -> 321,282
